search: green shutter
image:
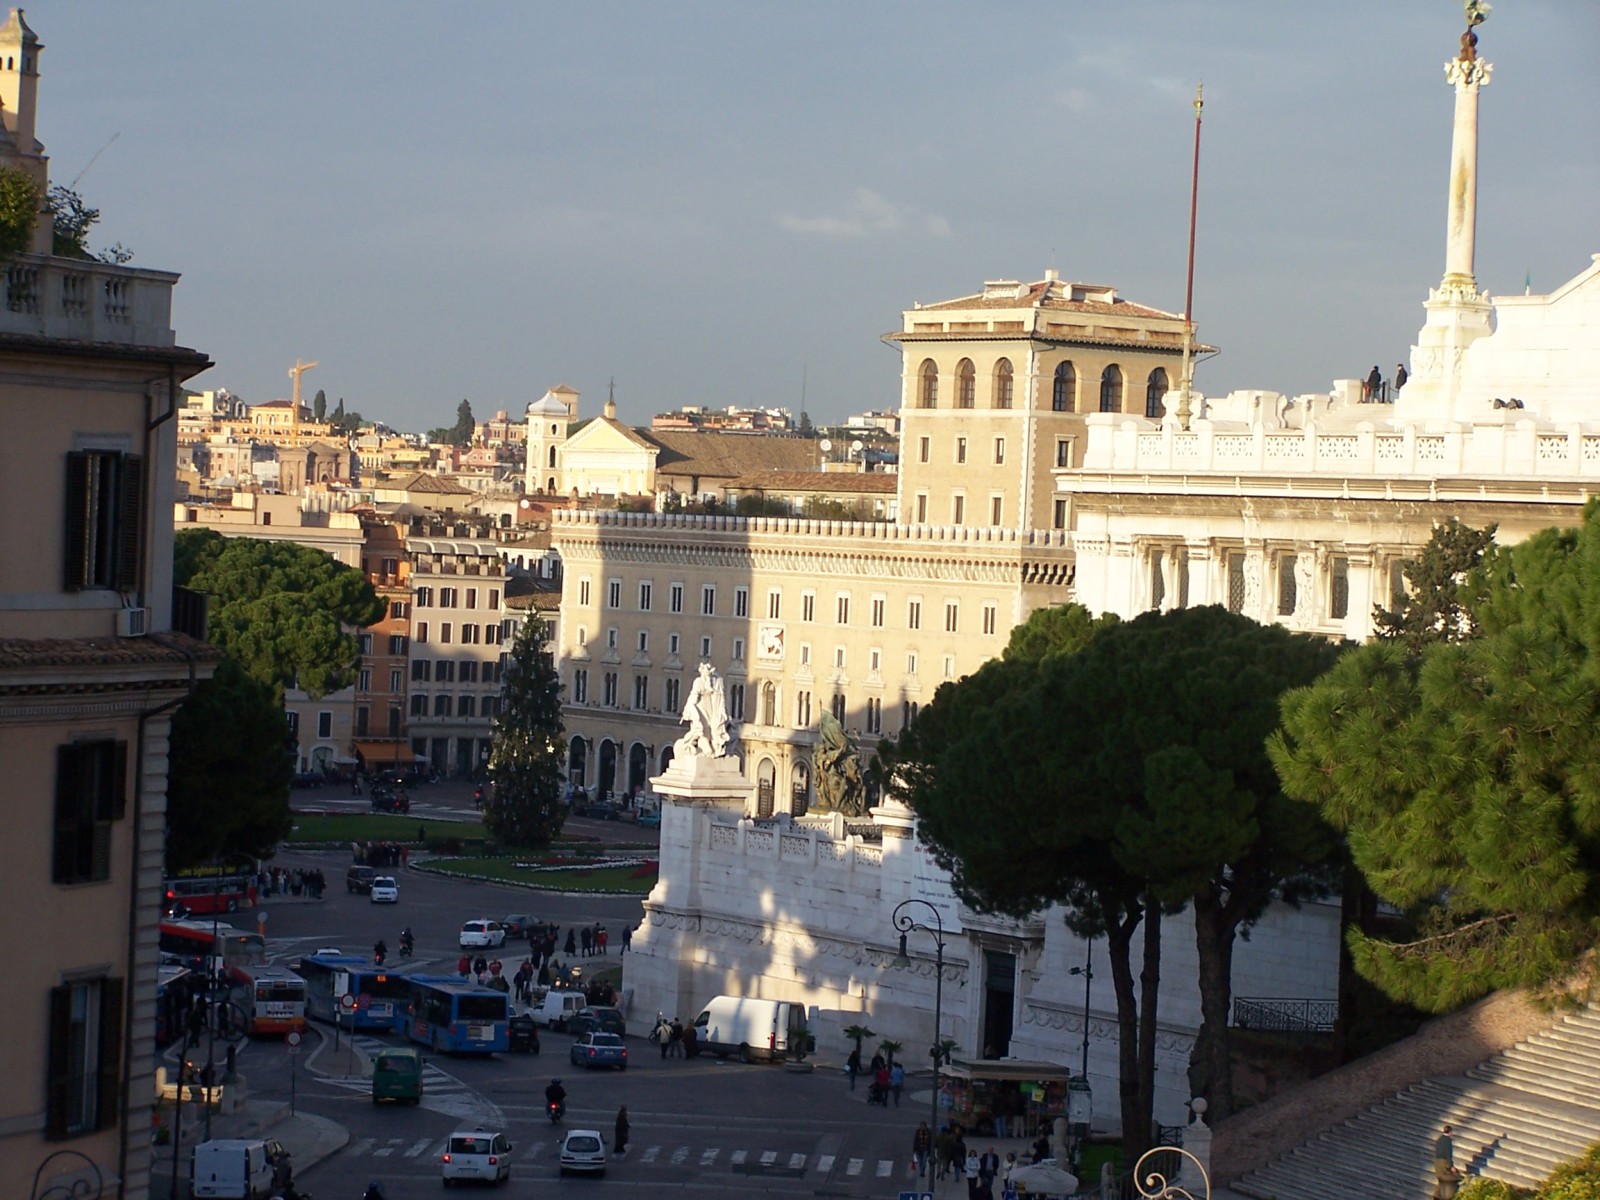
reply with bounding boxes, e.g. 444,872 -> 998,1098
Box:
45,983 -> 72,1139
63,452 -> 90,591
96,978 -> 124,1131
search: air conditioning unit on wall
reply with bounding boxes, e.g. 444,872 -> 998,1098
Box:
116,606 -> 150,638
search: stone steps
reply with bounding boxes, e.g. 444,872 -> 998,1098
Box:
1231,1004 -> 1600,1200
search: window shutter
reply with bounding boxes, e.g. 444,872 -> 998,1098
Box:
115,455 -> 144,591
45,983 -> 72,1139
53,744 -> 83,884
109,741 -> 128,821
97,978 -> 124,1131
63,452 -> 90,591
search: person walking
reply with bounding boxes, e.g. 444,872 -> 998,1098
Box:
935,1125 -> 955,1182
655,1013 -> 672,1060
668,1017 -> 684,1058
457,953 -> 470,979
1432,1124 -> 1462,1200
579,925 -> 592,957
912,1121 -> 933,1179
596,925 -> 608,955
1395,362 -> 1409,392
889,1061 -> 905,1107
964,1148 -> 982,1199
979,1147 -> 1000,1198
845,1046 -> 862,1091
622,924 -> 633,953
614,1105 -> 630,1156
565,929 -> 577,957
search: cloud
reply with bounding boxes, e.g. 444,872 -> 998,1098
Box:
778,188 -> 951,239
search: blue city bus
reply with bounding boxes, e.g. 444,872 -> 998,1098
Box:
293,953 -> 412,1032
403,976 -> 509,1054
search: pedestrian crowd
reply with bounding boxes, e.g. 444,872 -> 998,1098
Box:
650,1013 -> 700,1059
259,866 -> 324,898
354,840 -> 408,868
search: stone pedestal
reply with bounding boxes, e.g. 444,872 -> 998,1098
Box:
623,755 -> 752,1025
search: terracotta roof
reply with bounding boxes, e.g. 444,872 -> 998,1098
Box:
912,278 -> 1182,320
385,472 -> 475,495
725,470 -> 897,493
0,631 -> 223,674
640,431 -> 820,480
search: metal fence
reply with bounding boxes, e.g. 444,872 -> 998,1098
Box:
1231,996 -> 1338,1033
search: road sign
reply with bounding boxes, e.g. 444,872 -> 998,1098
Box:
286,1031 -> 301,1055
356,993 -> 372,1011
339,993 -> 356,1011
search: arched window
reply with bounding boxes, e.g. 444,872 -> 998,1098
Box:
1099,364 -> 1123,413
1053,362 -> 1076,412
546,476 -> 556,492
956,360 -> 976,409
993,359 -> 1014,409
791,761 -> 811,818
1145,368 -> 1170,419
547,445 -> 557,468
918,360 -> 938,409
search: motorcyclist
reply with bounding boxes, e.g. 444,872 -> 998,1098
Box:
545,1078 -> 567,1114
399,927 -> 414,955
373,938 -> 387,966
363,1183 -> 386,1200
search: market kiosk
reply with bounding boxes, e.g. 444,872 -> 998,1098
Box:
936,1058 -> 1074,1140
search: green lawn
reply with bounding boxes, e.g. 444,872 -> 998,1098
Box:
288,812 -> 486,845
423,856 -> 658,894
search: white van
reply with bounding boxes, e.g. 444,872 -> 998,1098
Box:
189,1138 -> 284,1199
530,989 -> 589,1030
693,995 -> 806,1062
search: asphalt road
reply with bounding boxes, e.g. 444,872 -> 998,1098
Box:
236,790 -> 935,1198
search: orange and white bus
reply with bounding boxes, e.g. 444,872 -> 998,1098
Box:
157,919 -> 267,976
232,963 -> 308,1036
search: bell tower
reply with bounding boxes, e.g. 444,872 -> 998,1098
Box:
0,8 -> 49,253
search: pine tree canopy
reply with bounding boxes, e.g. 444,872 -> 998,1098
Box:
1272,501 -> 1600,1012
486,616 -> 567,849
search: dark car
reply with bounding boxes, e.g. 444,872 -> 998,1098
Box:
345,865 -> 375,894
290,772 -> 325,789
508,1012 -> 541,1054
500,914 -> 541,939
370,790 -> 410,814
567,1006 -> 626,1039
575,799 -> 621,820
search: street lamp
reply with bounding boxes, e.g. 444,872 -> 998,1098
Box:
891,898 -> 946,1195
1068,941 -> 1092,1079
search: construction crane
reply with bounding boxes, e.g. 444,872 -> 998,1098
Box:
288,358 -> 318,448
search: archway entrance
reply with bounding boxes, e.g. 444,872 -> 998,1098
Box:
568,738 -> 588,789
756,758 -> 776,818
597,739 -> 617,801
982,949 -> 1017,1058
790,760 -> 811,817
627,743 -> 649,800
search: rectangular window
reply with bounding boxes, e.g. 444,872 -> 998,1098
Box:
907,599 -> 922,630
634,674 -> 649,709
64,450 -> 143,592
458,695 -> 476,718
388,634 -> 407,655
871,597 -> 885,628
735,587 -> 749,618
729,683 -> 745,721
358,668 -> 372,692
994,437 -> 1005,465
357,633 -> 373,655
579,579 -> 591,607
700,636 -> 712,659
603,672 -> 619,707
356,706 -> 370,736
800,642 -> 811,666
831,693 -> 846,721
915,493 -> 928,523
907,652 -> 918,675
866,697 -> 882,734
733,638 -> 745,662
388,706 -> 401,736
440,587 -> 458,608
573,668 -> 588,703
46,976 -> 122,1139
381,556 -> 398,577
670,583 -> 684,613
52,741 -> 125,886
637,630 -> 649,653
983,604 -> 997,636
607,579 -> 621,609
869,647 -> 882,673
1278,555 -> 1298,616
459,661 -> 478,683
317,711 -> 332,738
952,495 -> 965,525
701,585 -> 716,616
801,592 -> 816,622
834,646 -> 846,669
639,581 -> 653,611
414,586 -> 433,608
767,590 -> 781,620
389,668 -> 403,692
903,699 -> 920,727
485,622 -> 500,645
466,587 -> 478,609
436,660 -> 455,683
460,623 -> 480,645
1388,559 -> 1407,609
944,655 -> 956,679
1056,439 -> 1070,468
918,436 -> 930,464
1330,556 -> 1350,620
389,600 -> 409,620
1053,498 -> 1068,529
433,694 -> 451,717
410,694 -> 426,717
990,495 -> 1003,526
945,601 -> 959,633
836,594 -> 850,625
668,632 -> 680,656
664,676 -> 680,713
607,628 -> 618,649
955,437 -> 967,465
439,622 -> 452,644
1227,552 -> 1246,613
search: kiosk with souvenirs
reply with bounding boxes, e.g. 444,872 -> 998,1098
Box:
936,1059 -> 1073,1140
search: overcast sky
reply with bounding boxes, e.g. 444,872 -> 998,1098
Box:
37,2 -> 1599,431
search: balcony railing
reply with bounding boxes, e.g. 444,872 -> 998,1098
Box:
1232,996 -> 1339,1033
0,254 -> 178,347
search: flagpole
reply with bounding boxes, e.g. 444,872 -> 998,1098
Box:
1176,83 -> 1204,432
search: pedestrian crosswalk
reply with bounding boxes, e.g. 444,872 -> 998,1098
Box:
337,1132 -> 906,1180
329,1035 -> 503,1125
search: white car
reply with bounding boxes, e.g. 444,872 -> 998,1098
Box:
369,876 -> 399,903
459,919 -> 506,949
558,1128 -> 607,1177
442,1128 -> 512,1185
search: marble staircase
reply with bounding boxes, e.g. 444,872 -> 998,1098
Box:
1232,1005 -> 1600,1200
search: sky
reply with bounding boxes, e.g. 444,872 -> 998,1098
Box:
35,2 -> 1600,432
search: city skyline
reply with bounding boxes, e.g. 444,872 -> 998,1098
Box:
42,2 -> 1598,432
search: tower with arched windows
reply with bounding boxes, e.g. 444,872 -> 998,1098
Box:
524,387 -> 576,497
0,8 -> 49,255
889,271 -> 1205,532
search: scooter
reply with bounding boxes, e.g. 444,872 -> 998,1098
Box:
547,1100 -> 565,1125
398,939 -> 414,959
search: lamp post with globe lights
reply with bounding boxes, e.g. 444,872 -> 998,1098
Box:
891,898 -> 947,1194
